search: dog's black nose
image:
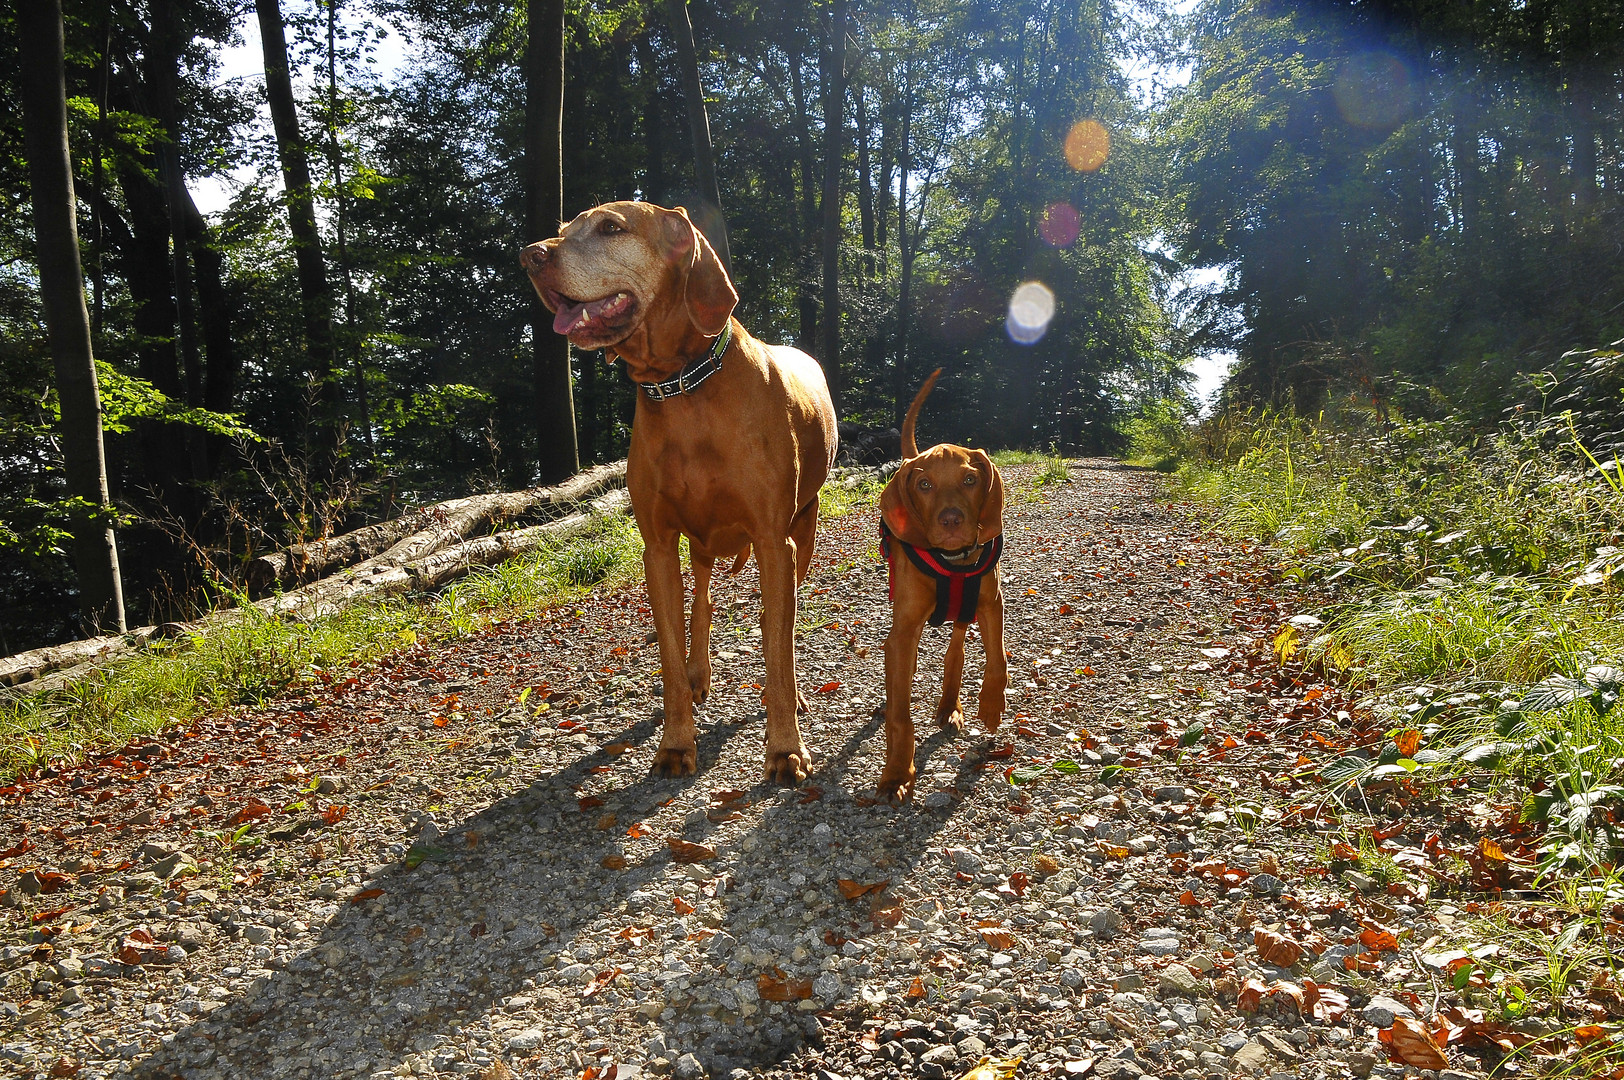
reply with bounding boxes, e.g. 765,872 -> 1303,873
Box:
938,507 -> 964,527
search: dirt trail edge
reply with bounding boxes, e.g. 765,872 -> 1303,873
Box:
3,461 -> 1489,1080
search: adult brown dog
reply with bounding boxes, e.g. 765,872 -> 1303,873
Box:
521,201 -> 836,783
877,370 -> 1007,800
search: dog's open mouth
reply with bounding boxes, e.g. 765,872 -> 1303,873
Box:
551,291 -> 636,337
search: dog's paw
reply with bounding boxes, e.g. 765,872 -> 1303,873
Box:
764,746 -> 813,785
686,660 -> 712,706
876,771 -> 914,804
651,745 -> 698,777
935,700 -> 965,733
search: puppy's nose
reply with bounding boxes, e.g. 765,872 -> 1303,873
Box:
520,242 -> 550,272
938,507 -> 964,528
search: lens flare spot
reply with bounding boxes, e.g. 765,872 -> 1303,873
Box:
1333,51 -> 1412,129
1063,120 -> 1110,172
1006,281 -> 1055,345
1039,202 -> 1081,248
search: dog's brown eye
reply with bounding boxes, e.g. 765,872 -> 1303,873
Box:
599,220 -> 623,235
918,479 -> 933,492
963,474 -> 978,486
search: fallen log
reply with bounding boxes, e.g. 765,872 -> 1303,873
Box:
243,459 -> 627,595
1,463 -> 632,693
263,488 -> 632,619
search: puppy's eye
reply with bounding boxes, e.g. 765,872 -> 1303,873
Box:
599,220 -> 623,235
918,479 -> 934,492
963,474 -> 978,487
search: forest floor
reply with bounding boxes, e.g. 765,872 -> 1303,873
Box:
0,461 -> 1532,1080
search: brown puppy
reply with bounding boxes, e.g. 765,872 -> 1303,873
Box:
877,370 -> 1007,801
521,202 -> 837,783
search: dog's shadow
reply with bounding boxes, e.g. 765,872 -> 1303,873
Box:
132,686 -> 996,1078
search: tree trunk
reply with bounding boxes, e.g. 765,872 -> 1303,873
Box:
663,0 -> 732,275
790,51 -> 820,354
256,0 -> 346,481
819,0 -> 847,412
894,64 -> 914,430
526,0 -> 581,484
636,32 -> 668,205
327,0 -> 374,459
149,0 -> 208,484
853,82 -> 875,274
18,0 -> 127,634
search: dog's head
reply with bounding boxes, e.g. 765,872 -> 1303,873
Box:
520,201 -> 737,382
881,444 -> 1004,554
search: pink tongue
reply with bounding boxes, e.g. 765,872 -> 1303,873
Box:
552,295 -> 617,335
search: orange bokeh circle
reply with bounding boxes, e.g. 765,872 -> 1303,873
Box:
1064,120 -> 1109,172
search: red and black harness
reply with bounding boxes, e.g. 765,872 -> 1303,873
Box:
881,524 -> 1005,626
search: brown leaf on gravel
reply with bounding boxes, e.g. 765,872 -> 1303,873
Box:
230,798 -> 274,825
1380,1017 -> 1448,1069
927,949 -> 964,971
1034,855 -> 1060,874
757,968 -> 813,1001
667,838 -> 716,864
975,922 -> 1016,950
670,896 -> 694,915
349,888 -> 384,904
1236,978 -> 1269,1012
48,1059 -> 79,1077
837,878 -> 888,900
709,789 -> 749,807
582,966 -> 620,998
798,786 -> 823,804
600,855 -> 627,870
906,976 -> 927,998
603,742 -> 632,756
1255,929 -> 1304,967
1303,979 -> 1349,1022
871,899 -> 907,929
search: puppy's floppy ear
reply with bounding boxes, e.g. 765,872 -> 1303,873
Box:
972,450 -> 1005,542
669,206 -> 737,336
880,469 -> 931,548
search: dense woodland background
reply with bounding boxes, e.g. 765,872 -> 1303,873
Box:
3,0 -> 1624,653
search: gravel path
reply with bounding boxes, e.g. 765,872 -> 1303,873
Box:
2,461 -> 1497,1080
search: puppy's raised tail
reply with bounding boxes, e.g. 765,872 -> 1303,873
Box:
901,368 -> 943,459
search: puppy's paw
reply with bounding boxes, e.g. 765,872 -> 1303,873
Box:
651,745 -> 698,777
876,770 -> 914,805
935,700 -> 965,733
764,746 -> 812,785
686,660 -> 712,706
976,710 -> 1004,734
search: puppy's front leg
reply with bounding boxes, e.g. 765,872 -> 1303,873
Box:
645,534 -> 697,776
974,572 -> 1007,732
879,609 -> 927,802
934,621 -> 969,732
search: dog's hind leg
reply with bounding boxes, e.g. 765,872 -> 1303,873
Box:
934,621 -> 969,733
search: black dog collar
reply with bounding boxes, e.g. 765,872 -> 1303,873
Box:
638,322 -> 732,401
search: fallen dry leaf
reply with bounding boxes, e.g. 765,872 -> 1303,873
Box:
1034,854 -> 1060,875
1380,1016 -> 1448,1069
757,968 -> 813,1001
838,878 -> 889,900
906,976 -> 927,999
670,896 -> 695,915
349,888 -> 384,905
1255,929 -> 1305,967
667,838 -> 717,864
600,855 -> 628,870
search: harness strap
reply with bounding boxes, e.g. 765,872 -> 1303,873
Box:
881,524 -> 1004,626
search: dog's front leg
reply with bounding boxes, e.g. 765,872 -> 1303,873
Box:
935,621 -> 970,732
758,536 -> 811,784
975,573 -> 1007,732
645,534 -> 697,776
686,552 -> 714,705
879,612 -> 927,802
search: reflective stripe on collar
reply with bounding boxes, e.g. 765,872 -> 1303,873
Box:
638,322 -> 732,401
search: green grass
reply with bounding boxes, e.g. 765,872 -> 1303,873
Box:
820,472 -> 886,518
990,448 -> 1071,488
0,509 -> 645,780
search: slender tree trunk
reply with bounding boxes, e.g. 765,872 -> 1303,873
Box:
894,64 -> 913,430
327,0 -> 374,459
819,0 -> 847,411
636,32 -> 668,205
663,0 -> 732,276
854,83 -> 875,274
790,51 -> 820,353
91,8 -> 110,335
19,0 -> 126,634
1572,75 -> 1598,208
526,0 -> 580,483
150,0 -> 208,483
256,0 -> 346,480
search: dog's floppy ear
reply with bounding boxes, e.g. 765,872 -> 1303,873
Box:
669,206 -> 737,336
880,469 -> 931,548
972,450 -> 1005,542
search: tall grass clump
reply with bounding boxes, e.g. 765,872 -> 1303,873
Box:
0,509 -> 644,779
1177,401 -> 1624,873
